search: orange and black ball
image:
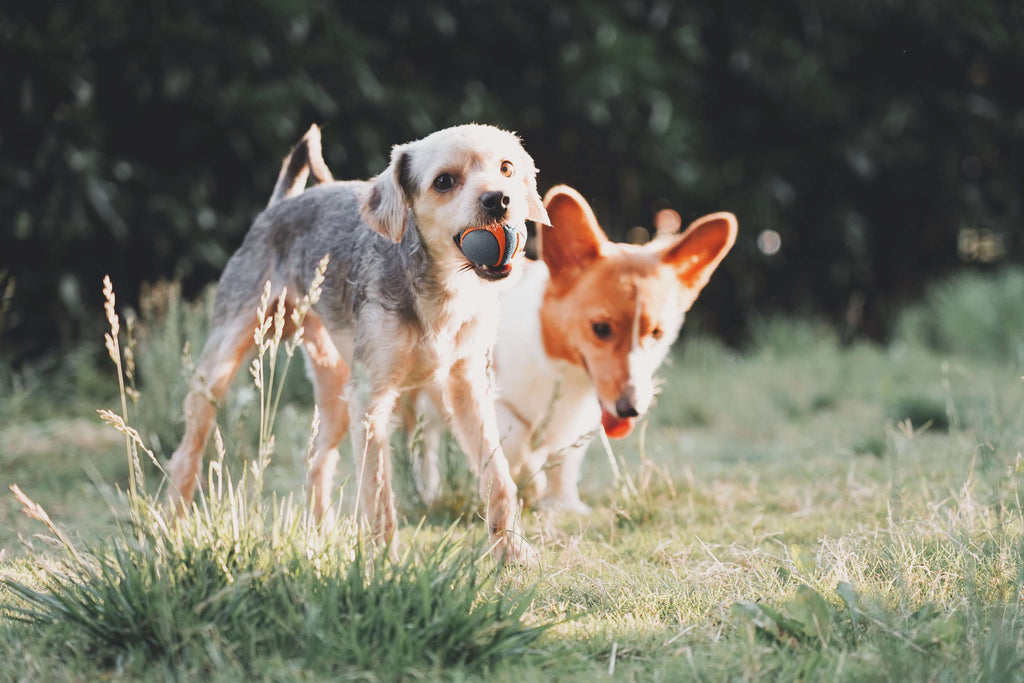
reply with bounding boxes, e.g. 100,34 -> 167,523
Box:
455,224 -> 526,268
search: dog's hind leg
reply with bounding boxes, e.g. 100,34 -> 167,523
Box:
444,356 -> 538,565
303,312 -> 351,520
167,312 -> 257,511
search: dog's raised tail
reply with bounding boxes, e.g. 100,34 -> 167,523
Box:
268,124 -> 334,207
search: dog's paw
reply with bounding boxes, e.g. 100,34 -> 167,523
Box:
516,470 -> 548,509
536,495 -> 592,516
384,534 -> 403,563
489,530 -> 540,567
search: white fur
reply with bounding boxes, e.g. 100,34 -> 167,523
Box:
495,262 -> 602,489
494,263 -> 681,511
618,292 -> 683,417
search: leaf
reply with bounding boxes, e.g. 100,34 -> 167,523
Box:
733,601 -> 781,639
836,581 -> 859,628
836,582 -> 858,610
787,585 -> 832,645
732,601 -> 804,647
761,603 -> 809,640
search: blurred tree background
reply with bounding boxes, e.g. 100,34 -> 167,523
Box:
2,0 -> 1022,359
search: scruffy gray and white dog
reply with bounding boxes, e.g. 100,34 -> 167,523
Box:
167,124 -> 549,563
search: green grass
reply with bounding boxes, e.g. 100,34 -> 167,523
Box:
2,269 -> 1024,680
2,490 -> 545,680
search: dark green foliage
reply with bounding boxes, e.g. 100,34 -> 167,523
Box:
887,394 -> 951,431
733,585 -> 834,648
2,0 -> 1022,356
895,266 -> 1024,364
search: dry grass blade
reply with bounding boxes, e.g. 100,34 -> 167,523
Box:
96,409 -> 163,471
101,275 -> 143,498
9,484 -> 86,566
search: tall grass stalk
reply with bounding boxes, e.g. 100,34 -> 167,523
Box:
247,255 -> 327,503
101,275 -> 144,504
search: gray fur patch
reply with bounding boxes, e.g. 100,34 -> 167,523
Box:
212,181 -> 436,338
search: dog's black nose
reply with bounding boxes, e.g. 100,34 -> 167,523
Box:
479,191 -> 510,217
615,396 -> 639,419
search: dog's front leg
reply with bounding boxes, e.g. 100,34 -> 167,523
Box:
400,387 -> 446,505
538,442 -> 592,514
348,379 -> 401,547
444,357 -> 538,565
347,322 -> 416,548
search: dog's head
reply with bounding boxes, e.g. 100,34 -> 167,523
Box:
538,185 -> 736,438
361,124 -> 549,282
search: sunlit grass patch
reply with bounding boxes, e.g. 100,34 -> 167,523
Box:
1,271 -> 550,679
2,489 -> 546,678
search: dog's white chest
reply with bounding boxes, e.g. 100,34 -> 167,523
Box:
495,264 -> 601,448
417,278 -> 501,379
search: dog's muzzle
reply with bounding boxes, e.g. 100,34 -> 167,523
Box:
454,223 -> 526,280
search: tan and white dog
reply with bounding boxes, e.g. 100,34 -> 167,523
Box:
167,124 -> 548,563
414,185 -> 736,512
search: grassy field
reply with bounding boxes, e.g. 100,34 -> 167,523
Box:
2,269 -> 1023,680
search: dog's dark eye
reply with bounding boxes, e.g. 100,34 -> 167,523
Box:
500,161 -> 515,178
651,327 -> 663,340
592,321 -> 612,340
433,173 -> 455,192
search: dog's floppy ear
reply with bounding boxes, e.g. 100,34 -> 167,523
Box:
361,145 -> 414,243
539,185 -> 607,285
661,211 -> 737,291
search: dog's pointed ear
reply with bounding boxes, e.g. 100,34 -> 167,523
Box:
361,145 -> 413,243
653,208 -> 682,238
661,211 -> 737,291
539,185 -> 607,283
